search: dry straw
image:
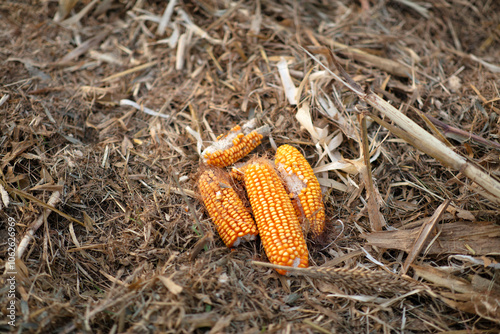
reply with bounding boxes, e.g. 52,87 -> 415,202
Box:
303,47 -> 500,205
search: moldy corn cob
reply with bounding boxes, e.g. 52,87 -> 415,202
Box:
244,159 -> 308,275
275,144 -> 325,236
198,169 -> 258,247
201,120 -> 270,168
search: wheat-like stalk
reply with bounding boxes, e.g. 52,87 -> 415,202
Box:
252,261 -> 427,295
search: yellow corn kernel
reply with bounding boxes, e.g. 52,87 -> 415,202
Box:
275,145 -> 325,236
198,169 -> 258,247
228,162 -> 248,183
244,159 -> 308,275
202,125 -> 263,168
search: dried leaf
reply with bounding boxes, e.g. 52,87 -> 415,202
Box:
159,276 -> 183,295
295,105 -> 319,140
29,184 -> 64,192
0,184 -> 9,210
121,136 -> 134,156
278,57 -> 298,105
186,126 -> 204,156
402,200 -> 450,274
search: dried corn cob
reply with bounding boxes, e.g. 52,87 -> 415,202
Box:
198,169 -> 258,247
275,145 -> 325,236
244,159 -> 308,275
202,120 -> 270,168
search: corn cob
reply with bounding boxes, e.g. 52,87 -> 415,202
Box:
198,169 -> 258,247
244,159 -> 308,275
275,145 -> 325,236
201,120 -> 270,168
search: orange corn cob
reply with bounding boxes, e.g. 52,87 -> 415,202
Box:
202,125 -> 263,168
198,169 -> 258,247
275,145 -> 325,236
202,120 -> 271,168
244,159 -> 308,275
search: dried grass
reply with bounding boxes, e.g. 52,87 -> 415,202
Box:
1,0 -> 499,333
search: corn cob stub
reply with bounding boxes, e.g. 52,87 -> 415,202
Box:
198,169 -> 258,247
202,125 -> 264,168
275,145 -> 325,236
244,159 -> 309,275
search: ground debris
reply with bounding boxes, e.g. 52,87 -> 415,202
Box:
363,220 -> 500,255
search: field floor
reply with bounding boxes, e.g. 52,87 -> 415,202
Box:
1,0 -> 500,333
